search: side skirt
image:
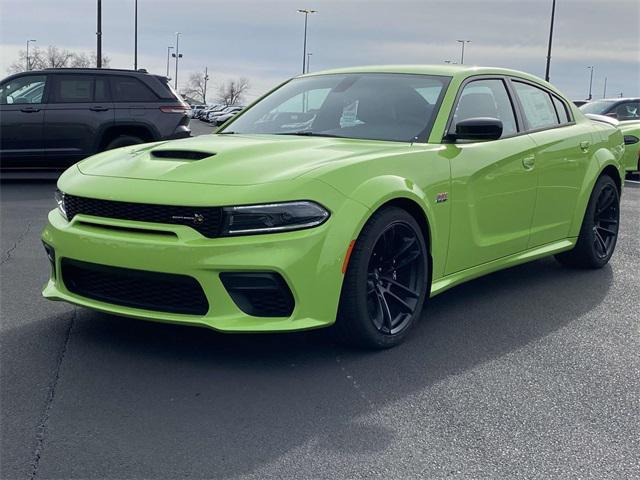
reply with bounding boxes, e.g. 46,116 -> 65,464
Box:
430,238 -> 577,298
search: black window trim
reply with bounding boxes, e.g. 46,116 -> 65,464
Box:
507,76 -> 576,135
443,74 -> 522,143
109,75 -> 159,103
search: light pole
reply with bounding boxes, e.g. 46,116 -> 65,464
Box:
545,0 -> 556,82
306,52 -> 312,73
603,76 -> 607,98
587,66 -> 594,101
456,40 -> 471,65
26,39 -> 36,71
96,0 -> 102,68
297,9 -> 317,74
203,67 -> 209,103
172,32 -> 182,91
166,46 -> 173,78
134,0 -> 138,69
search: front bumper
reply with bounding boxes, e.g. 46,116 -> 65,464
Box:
42,193 -> 368,333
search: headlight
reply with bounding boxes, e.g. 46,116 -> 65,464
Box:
54,189 -> 67,221
221,201 -> 329,235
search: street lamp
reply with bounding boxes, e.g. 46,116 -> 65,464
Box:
297,9 -> 317,74
587,66 -> 594,101
456,40 -> 471,65
306,52 -> 312,73
134,0 -> 138,69
26,39 -> 36,71
172,32 -> 183,90
166,46 -> 174,78
545,0 -> 556,82
96,0 -> 102,68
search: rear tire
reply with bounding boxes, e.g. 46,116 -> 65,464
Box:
105,135 -> 144,151
555,175 -> 620,269
335,207 -> 429,349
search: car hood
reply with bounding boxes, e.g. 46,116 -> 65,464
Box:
77,134 -> 410,186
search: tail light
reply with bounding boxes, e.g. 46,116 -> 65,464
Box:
160,105 -> 190,114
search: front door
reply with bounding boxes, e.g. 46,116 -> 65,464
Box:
444,78 -> 539,274
0,74 -> 48,168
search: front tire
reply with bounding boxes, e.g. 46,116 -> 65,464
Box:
555,174 -> 620,269
335,207 -> 429,349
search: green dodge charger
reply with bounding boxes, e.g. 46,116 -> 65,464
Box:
43,65 -> 626,348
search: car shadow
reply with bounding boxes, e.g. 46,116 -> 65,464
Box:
3,256 -> 612,478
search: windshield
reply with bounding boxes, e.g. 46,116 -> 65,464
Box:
579,100 -> 615,115
221,73 -> 450,142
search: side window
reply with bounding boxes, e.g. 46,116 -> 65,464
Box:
552,95 -> 570,124
513,81 -> 559,130
453,79 -> 518,137
0,75 -> 47,104
94,76 -> 110,102
52,75 -> 94,103
110,76 -> 157,102
615,102 -> 640,120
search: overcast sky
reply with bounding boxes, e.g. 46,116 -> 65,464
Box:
1,0 -> 638,101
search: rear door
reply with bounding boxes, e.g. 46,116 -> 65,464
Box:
0,74 -> 48,168
510,79 -> 593,247
44,74 -> 114,166
444,77 -> 539,274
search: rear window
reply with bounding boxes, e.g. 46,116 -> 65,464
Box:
513,81 -> 559,130
552,95 -> 570,124
110,76 -> 157,102
52,75 -> 93,103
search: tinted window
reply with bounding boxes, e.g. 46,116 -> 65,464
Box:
222,73 -> 449,142
95,76 -> 110,102
110,76 -> 157,102
0,75 -> 47,104
552,95 -> 570,124
615,102 -> 640,120
579,100 -> 615,115
52,75 -> 93,103
453,79 -> 518,137
513,81 -> 559,130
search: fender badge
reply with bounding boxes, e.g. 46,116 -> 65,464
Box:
436,192 -> 449,203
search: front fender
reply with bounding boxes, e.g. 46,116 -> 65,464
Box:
336,174 -> 450,280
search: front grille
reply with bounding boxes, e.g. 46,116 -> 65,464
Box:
61,191 -> 223,238
61,258 -> 209,315
220,272 -> 295,317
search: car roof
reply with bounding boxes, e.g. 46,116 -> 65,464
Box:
298,64 -> 559,91
597,97 -> 640,102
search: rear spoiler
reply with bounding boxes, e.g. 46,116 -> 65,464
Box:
585,113 -> 619,127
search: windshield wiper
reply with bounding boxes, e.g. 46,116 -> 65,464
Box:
275,131 -> 344,138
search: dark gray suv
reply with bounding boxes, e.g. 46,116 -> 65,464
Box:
0,68 -> 191,169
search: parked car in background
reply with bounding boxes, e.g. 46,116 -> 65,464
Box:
620,121 -> 640,177
213,107 -> 244,126
0,68 -> 191,170
573,100 -> 589,107
44,65 -> 625,349
188,105 -> 206,118
580,97 -> 640,120
194,104 -> 221,120
207,106 -> 243,124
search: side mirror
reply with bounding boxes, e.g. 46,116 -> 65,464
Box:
624,135 -> 639,146
450,117 -> 503,141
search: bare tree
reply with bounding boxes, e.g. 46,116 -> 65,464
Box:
184,71 -> 209,103
7,46 -> 110,74
217,77 -> 250,106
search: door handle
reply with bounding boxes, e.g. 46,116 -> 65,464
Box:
20,107 -> 40,113
90,106 -> 109,112
579,140 -> 591,152
522,155 -> 535,170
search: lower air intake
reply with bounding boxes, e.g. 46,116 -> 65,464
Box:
61,258 -> 209,315
220,272 -> 295,317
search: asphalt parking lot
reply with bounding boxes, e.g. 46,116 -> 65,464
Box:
1,175 -> 639,479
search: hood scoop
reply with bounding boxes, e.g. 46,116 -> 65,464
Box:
150,149 -> 215,161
